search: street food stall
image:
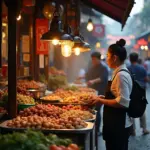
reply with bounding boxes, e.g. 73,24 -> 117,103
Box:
0,0 -> 134,149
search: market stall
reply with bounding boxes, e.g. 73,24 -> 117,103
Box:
0,0 -> 135,150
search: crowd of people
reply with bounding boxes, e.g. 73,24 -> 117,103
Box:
77,39 -> 150,150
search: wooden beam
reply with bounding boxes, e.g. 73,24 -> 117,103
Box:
7,0 -> 17,118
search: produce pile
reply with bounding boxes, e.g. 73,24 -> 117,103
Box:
19,104 -> 93,121
0,129 -> 80,150
48,75 -> 67,91
60,110 -> 93,121
49,67 -> 66,76
7,115 -> 87,129
62,105 -> 89,111
0,93 -> 35,106
48,67 -> 68,91
41,94 -> 62,101
53,90 -> 96,104
78,87 -> 96,94
17,94 -> 35,104
17,80 -> 46,90
19,104 -> 63,118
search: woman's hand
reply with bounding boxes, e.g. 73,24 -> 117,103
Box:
89,95 -> 105,105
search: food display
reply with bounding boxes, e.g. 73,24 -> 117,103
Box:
48,75 -> 67,91
19,104 -> 94,121
7,115 -> 87,129
62,105 -> 89,111
17,80 -> 46,90
78,87 -> 97,94
58,92 -> 96,104
49,67 -> 66,76
41,94 -> 62,102
17,94 -> 35,105
19,104 -> 63,118
63,96 -> 80,104
54,89 -> 75,99
0,130 -> 76,150
60,110 -> 93,121
50,144 -> 79,150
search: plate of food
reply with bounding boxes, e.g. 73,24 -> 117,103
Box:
40,95 -> 62,103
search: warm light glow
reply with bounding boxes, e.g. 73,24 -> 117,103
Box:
141,45 -> 145,50
61,44 -> 72,57
96,42 -> 101,48
16,14 -> 21,21
145,46 -> 148,50
74,47 -> 80,56
101,55 -> 105,59
2,32 -> 6,38
52,39 -> 59,45
87,21 -> 94,32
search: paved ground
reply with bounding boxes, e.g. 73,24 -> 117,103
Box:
98,88 -> 150,150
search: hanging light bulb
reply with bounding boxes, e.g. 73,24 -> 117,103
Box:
52,39 -> 59,45
74,47 -> 80,56
87,18 -> 94,32
16,14 -> 21,21
61,44 -> 72,57
61,40 -> 74,57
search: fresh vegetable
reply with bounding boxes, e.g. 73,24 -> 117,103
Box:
0,130 -> 73,150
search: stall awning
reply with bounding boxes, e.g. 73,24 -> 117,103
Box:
81,0 -> 135,29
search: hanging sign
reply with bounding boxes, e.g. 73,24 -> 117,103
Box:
36,19 -> 49,55
92,24 -> 105,38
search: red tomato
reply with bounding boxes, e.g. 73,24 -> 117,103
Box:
50,145 -> 62,150
68,144 -> 79,150
59,146 -> 67,150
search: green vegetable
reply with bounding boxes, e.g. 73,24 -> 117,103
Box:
0,130 -> 73,150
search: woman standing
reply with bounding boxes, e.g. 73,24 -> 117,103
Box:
92,39 -> 133,150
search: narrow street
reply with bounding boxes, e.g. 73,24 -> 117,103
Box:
99,87 -> 150,150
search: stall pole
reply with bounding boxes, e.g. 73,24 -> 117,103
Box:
0,0 -> 2,68
29,9 -> 34,78
7,0 -> 18,118
33,0 -> 39,81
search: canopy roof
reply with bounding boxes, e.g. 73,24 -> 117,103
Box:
81,0 -> 135,29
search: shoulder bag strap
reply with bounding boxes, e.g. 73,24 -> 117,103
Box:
112,69 -> 131,81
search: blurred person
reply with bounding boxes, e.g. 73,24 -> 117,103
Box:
137,58 -> 143,65
77,68 -> 86,83
90,39 -> 133,150
80,51 -> 109,135
144,57 -> 150,77
128,52 -> 149,135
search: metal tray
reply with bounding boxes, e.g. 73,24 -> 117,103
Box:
0,121 -> 94,133
85,114 -> 96,122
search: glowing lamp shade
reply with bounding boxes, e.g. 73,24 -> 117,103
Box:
74,47 -> 80,56
87,19 -> 94,32
61,44 -> 72,57
52,39 -> 59,45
